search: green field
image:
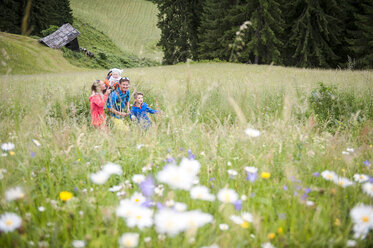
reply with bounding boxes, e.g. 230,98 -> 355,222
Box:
70,0 -> 162,61
1,63 -> 373,247
0,32 -> 84,74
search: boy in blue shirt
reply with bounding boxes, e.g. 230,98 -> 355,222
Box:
107,77 -> 131,131
130,92 -> 159,129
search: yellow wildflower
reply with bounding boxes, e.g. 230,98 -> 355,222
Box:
59,191 -> 73,201
268,233 -> 275,239
261,172 -> 271,179
240,221 -> 249,229
277,227 -> 283,234
9,151 -> 15,156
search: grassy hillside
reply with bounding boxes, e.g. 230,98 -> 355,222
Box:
0,32 -> 84,74
1,63 -> 373,247
70,0 -> 162,61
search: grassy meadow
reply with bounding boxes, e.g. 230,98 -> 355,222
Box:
0,63 -> 373,247
70,0 -> 162,61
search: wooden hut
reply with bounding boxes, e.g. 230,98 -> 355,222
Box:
39,23 -> 80,52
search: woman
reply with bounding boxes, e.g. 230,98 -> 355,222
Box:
89,80 -> 111,128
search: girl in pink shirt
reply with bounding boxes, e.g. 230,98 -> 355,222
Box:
89,80 -> 111,128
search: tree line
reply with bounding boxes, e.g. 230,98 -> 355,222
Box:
0,0 -> 72,36
154,0 -> 373,69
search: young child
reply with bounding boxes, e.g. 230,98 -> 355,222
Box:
89,80 -> 111,128
130,92 -> 159,129
104,68 -> 122,88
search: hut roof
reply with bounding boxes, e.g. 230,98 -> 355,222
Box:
39,23 -> 80,49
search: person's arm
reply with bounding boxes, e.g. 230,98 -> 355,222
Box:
126,101 -> 130,114
146,106 -> 158,114
107,93 -> 126,117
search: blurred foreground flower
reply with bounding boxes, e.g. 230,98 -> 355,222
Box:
102,162 -> 122,175
354,174 -> 370,183
132,174 -> 145,184
321,170 -> 338,181
350,204 -> 373,239
0,212 -> 22,233
5,186 -> 24,201
59,191 -> 73,201
261,172 -> 271,179
32,139 -> 41,147
190,186 -> 215,201
139,176 -> 155,198
117,199 -> 153,229
245,166 -> 258,182
245,128 -> 261,137
362,183 -> 373,197
1,142 -> 15,151
217,188 -> 238,203
262,242 -> 276,248
90,171 -> 110,185
118,233 -> 139,248
72,240 -> 86,248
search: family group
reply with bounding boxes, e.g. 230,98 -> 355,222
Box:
89,68 -> 159,130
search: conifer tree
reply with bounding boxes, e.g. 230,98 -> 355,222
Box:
349,0 -> 373,68
284,0 -> 343,68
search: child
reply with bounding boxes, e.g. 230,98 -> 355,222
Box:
104,68 -> 122,88
130,92 -> 159,129
89,80 -> 111,128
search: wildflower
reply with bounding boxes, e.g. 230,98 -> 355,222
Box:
342,151 -> 350,155
245,166 -> 258,182
139,176 -> 155,197
157,164 -> 195,190
174,202 -> 187,212
277,227 -> 283,234
179,158 -> 201,176
102,162 -> 122,175
245,128 -> 260,137
109,185 -> 123,192
346,240 -> 357,247
362,183 -> 373,197
363,160 -> 371,167
32,139 -> 41,147
268,233 -> 275,239
353,174 -> 369,183
227,161 -> 232,166
219,224 -> 229,230
184,210 -> 213,230
227,169 -> 238,178
261,172 -> 271,179
306,201 -> 315,207
261,242 -> 276,248
234,200 -> 242,210
59,191 -> 73,201
0,212 -> 22,233
5,186 -> 24,201
334,177 -> 354,188
190,186 -> 215,201
346,148 -> 354,153
136,144 -> 144,149
72,240 -> 86,248
130,192 -> 146,205
217,188 -> 238,203
350,204 -> 373,239
118,233 -> 139,248
155,209 -> 188,236
144,237 -> 151,243
1,142 -> 15,151
126,206 -> 154,229
230,215 -> 244,225
90,171 -> 110,185
165,199 -> 175,207
38,206 -> 45,212
312,172 -> 320,177
241,194 -> 247,201
154,184 -> 164,196
321,170 -> 338,181
132,174 -> 145,184
9,151 -> 15,156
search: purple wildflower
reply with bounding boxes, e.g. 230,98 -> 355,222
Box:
305,188 -> 311,194
250,192 -> 256,198
233,200 -> 242,211
156,202 -> 165,210
283,185 -> 288,191
296,185 -> 302,191
74,187 -> 79,192
369,177 -> 373,183
187,149 -> 195,159
141,200 -> 154,208
293,191 -> 298,196
167,157 -> 176,163
301,193 -> 308,200
246,172 -> 257,182
312,172 -> 320,177
30,152 -> 36,157
363,160 -> 371,167
209,177 -> 216,181
179,148 -> 184,151
139,176 -> 155,198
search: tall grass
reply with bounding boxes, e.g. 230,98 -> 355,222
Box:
0,63 -> 372,247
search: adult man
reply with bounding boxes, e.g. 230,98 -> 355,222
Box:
107,77 -> 130,130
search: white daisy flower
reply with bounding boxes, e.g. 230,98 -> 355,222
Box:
130,192 -> 146,205
219,223 -> 229,230
72,240 -> 86,248
144,237 -> 151,243
227,169 -> 238,178
190,186 -> 215,201
334,177 -> 354,188
241,194 -> 247,201
154,185 -> 164,196
217,188 -> 238,203
353,174 -> 370,183
0,212 -> 22,233
174,202 -> 187,212
117,199 -> 136,219
102,162 -> 122,176
179,158 -> 201,177
165,199 -> 175,208
157,164 -> 195,190
183,210 -> 213,230
126,206 -> 154,230
241,212 -> 253,222
245,128 -> 260,137
306,201 -> 315,207
261,242 -> 276,248
90,171 -> 110,185
118,233 -> 139,248
32,139 -> 41,147
109,185 -> 123,192
155,209 -> 188,236
321,170 -> 338,181
132,174 -> 145,184
38,206 -> 45,212
362,183 -> 373,197
350,204 -> 373,239
229,215 -> 244,225
5,186 -> 25,201
346,240 -> 357,247
1,142 -> 15,151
